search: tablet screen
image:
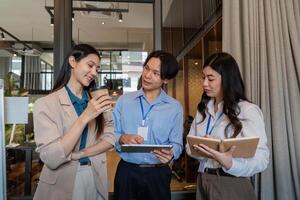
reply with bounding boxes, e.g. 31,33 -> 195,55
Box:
120,144 -> 173,153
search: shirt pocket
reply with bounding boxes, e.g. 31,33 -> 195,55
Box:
148,117 -> 171,144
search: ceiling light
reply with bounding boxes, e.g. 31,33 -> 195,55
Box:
118,12 -> 123,22
1,32 -> 5,40
72,13 -> 74,21
50,18 -> 54,26
101,21 -> 105,25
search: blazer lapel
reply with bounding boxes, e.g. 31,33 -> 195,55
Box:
56,87 -> 97,150
57,87 -> 78,120
57,87 -> 82,151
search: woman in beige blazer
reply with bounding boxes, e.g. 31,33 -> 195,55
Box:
33,44 -> 115,200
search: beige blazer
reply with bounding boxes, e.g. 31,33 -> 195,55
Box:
33,87 -> 115,200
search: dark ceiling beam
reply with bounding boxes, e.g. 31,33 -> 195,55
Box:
45,6 -> 54,17
73,0 -> 154,3
45,6 -> 129,13
0,27 -> 32,50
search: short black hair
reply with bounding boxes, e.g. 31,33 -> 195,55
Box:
143,50 -> 179,80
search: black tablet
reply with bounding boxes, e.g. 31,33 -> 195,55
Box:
121,144 -> 173,153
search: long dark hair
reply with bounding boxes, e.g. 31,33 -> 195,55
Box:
197,52 -> 248,138
52,44 -> 104,139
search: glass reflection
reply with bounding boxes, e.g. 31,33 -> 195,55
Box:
98,51 -> 147,96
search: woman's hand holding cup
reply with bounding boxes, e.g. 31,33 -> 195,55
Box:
80,89 -> 112,124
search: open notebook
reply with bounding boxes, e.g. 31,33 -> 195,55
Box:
187,135 -> 259,158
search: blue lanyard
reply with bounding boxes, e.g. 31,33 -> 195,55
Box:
139,96 -> 155,126
206,112 -> 224,135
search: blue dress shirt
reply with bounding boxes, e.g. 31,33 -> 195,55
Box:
65,86 -> 90,164
113,89 -> 183,164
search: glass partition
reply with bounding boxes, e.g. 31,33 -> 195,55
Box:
40,59 -> 53,91
162,0 -> 221,57
1,0 -> 224,198
182,0 -> 203,45
163,12 -> 223,194
98,50 -> 147,97
11,56 -> 22,76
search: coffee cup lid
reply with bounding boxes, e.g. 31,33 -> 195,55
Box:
90,86 -> 108,92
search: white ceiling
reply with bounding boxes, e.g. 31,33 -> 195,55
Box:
0,0 -> 154,52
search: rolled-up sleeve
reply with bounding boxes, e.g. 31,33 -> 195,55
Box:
34,99 -> 71,170
100,111 -> 116,146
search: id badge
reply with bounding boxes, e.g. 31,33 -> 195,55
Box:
138,126 -> 148,141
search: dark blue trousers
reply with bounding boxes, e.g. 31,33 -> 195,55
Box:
114,159 -> 172,200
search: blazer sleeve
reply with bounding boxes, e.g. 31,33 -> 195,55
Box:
33,98 -> 72,170
99,111 -> 116,146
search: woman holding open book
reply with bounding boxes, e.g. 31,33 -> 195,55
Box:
186,52 -> 269,200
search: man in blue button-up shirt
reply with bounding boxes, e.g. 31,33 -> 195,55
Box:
113,51 -> 183,200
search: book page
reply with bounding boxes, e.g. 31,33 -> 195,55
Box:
186,135 -> 220,158
220,137 -> 259,158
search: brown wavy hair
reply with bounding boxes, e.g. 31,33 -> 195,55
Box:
197,52 -> 248,138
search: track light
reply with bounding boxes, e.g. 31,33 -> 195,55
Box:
1,32 -> 5,40
118,12 -> 123,22
72,13 -> 74,21
50,17 -> 54,26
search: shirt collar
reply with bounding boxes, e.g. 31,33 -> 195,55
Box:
65,85 -> 89,105
207,99 -> 224,117
134,88 -> 170,104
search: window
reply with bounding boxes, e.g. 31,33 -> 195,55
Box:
11,56 -> 22,76
40,60 -> 53,91
98,51 -> 147,95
